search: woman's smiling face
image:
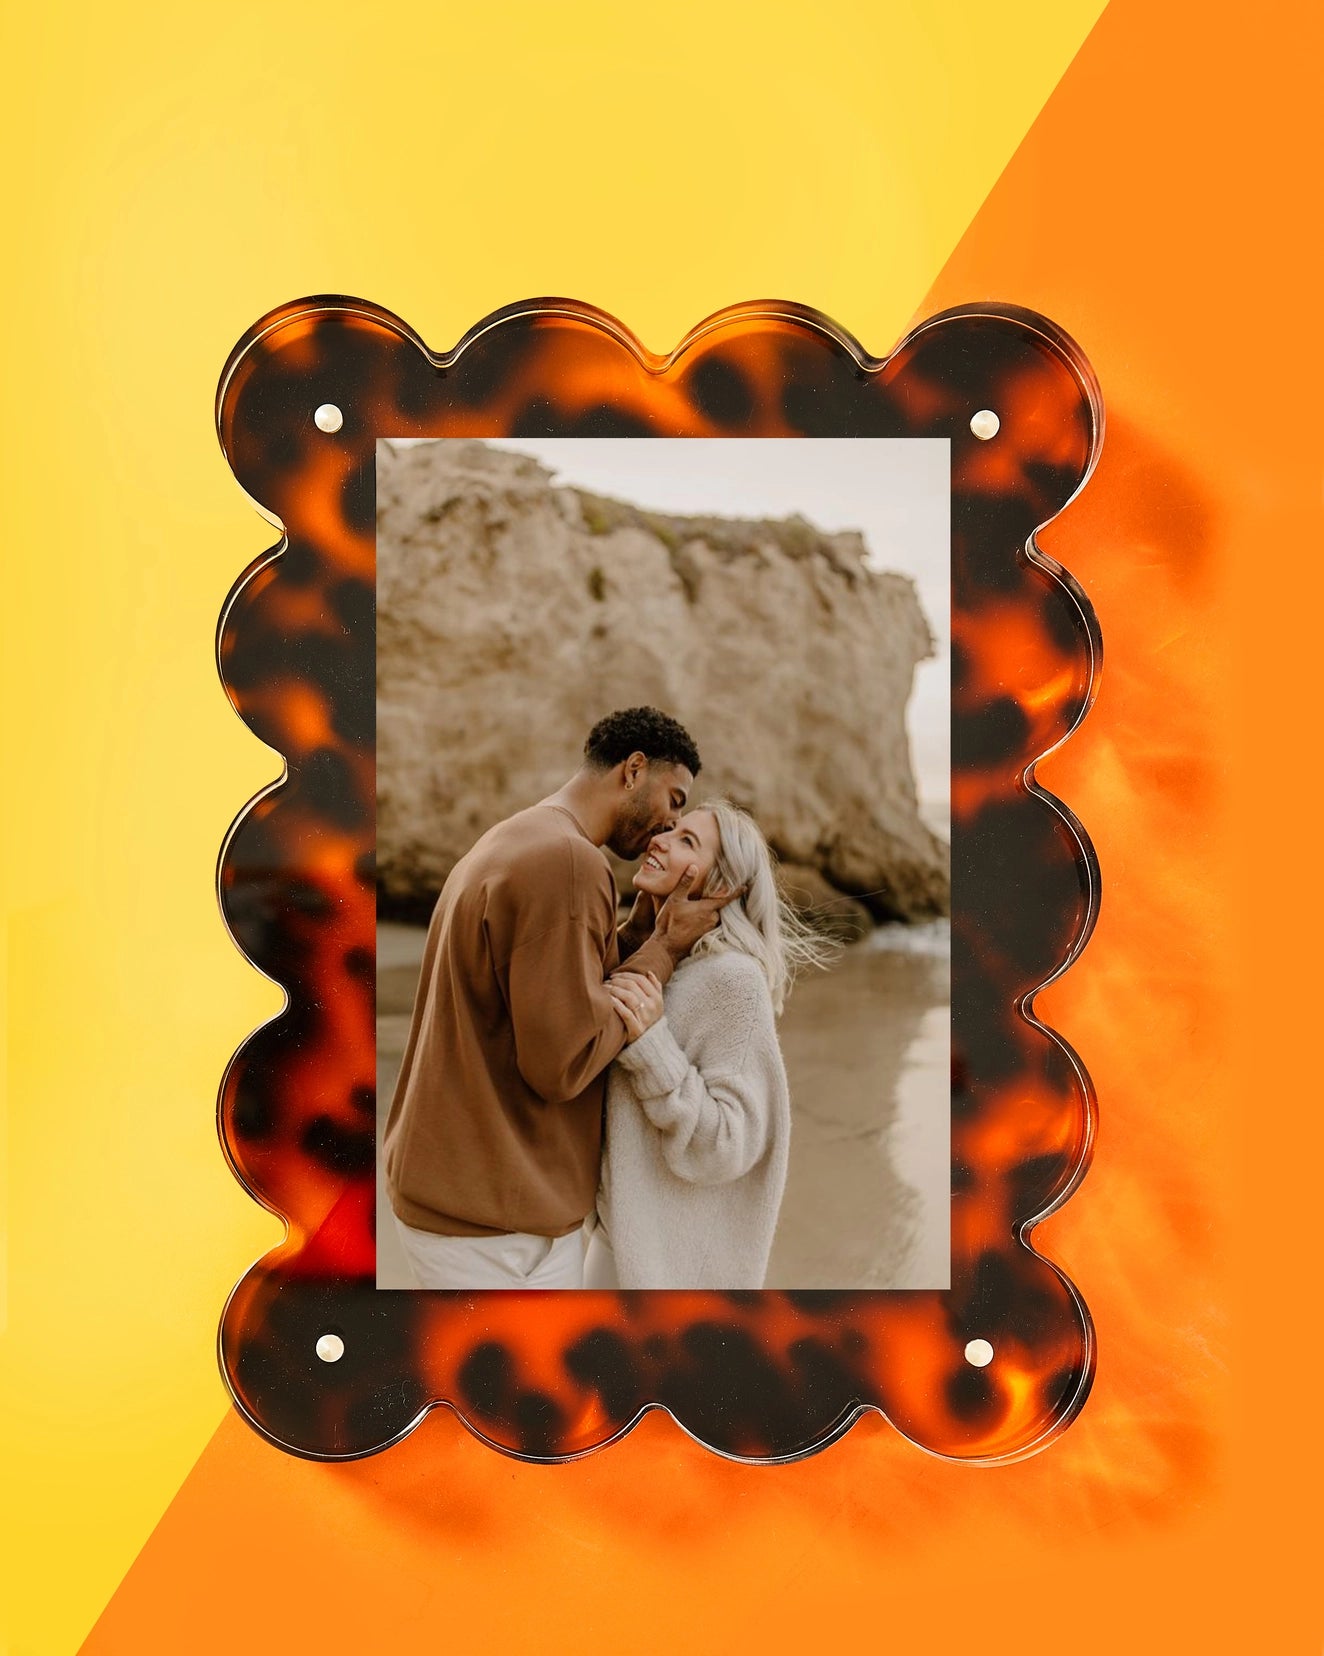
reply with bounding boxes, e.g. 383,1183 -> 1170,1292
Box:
632,810 -> 721,898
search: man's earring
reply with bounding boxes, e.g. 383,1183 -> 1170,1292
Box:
626,779 -> 635,791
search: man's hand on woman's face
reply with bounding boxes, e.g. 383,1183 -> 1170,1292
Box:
608,969 -> 665,1042
652,865 -> 747,960
620,888 -> 659,943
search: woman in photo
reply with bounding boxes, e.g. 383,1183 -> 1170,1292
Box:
586,800 -> 834,1290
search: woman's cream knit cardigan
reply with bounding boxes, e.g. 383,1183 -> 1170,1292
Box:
598,948 -> 790,1289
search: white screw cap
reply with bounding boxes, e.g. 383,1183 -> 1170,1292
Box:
314,403 -> 344,433
315,1333 -> 345,1363
964,1338 -> 994,1367
970,409 -> 1000,441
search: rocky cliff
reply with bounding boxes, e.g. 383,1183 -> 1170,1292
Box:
376,440 -> 948,924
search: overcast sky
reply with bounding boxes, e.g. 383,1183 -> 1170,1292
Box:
487,438 -> 950,808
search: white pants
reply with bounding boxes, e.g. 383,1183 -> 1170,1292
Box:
582,1221 -> 620,1289
394,1217 -> 587,1289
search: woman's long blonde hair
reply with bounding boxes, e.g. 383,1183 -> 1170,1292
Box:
687,799 -> 837,1015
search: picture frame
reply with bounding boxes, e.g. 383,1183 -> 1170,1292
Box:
215,293 -> 1102,1463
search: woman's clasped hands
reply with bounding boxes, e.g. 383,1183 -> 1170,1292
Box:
608,969 -> 665,1042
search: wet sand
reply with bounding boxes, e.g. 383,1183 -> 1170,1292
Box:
375,921 -> 949,1290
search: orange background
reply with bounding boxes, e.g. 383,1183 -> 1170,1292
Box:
3,0 -> 1320,1650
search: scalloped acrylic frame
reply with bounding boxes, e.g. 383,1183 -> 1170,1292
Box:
215,295 -> 1102,1464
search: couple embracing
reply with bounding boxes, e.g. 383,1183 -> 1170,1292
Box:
383,707 -> 827,1290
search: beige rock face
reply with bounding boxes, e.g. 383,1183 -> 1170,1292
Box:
376,440 -> 949,921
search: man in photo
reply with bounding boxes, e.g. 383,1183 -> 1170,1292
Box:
383,706 -> 736,1289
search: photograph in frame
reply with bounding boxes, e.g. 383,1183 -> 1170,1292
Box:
373,436 -> 953,1294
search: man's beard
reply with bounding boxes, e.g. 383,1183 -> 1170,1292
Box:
607,792 -> 658,861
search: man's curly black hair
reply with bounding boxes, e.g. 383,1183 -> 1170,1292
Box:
583,707 -> 701,777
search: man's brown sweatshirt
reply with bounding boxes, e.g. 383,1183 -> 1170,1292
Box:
383,803 -> 672,1237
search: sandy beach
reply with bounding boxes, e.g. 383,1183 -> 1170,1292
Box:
375,920 -> 949,1290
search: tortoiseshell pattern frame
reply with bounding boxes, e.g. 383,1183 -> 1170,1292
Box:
215,295 -> 1102,1464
